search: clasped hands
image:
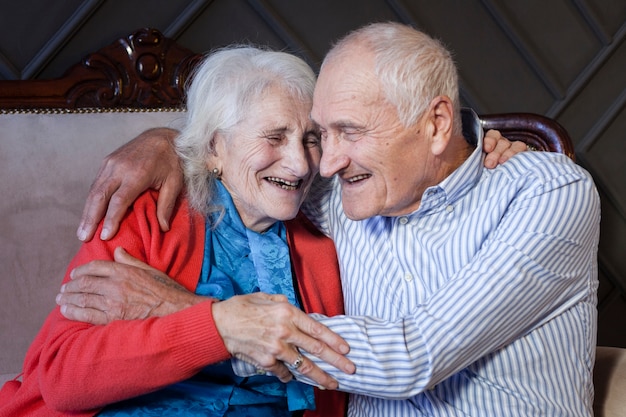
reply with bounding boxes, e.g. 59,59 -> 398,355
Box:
56,247 -> 355,389
65,127 -> 522,391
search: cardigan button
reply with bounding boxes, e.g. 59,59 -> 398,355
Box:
214,399 -> 226,411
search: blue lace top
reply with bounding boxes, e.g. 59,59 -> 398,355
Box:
98,181 -> 315,416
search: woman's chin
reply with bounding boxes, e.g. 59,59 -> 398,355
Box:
268,206 -> 301,222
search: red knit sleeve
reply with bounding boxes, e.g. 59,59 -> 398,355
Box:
7,192 -> 230,414
286,211 -> 344,317
286,212 -> 347,417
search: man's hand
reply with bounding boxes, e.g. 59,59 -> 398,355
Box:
57,247 -> 205,325
212,293 -> 355,390
76,126 -> 524,242
77,128 -> 183,242
483,129 -> 528,169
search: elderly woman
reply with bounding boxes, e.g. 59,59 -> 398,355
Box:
0,47 -> 349,417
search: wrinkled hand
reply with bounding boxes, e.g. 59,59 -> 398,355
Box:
483,129 -> 528,169
57,247 -> 205,325
77,127 -> 183,242
212,293 -> 355,390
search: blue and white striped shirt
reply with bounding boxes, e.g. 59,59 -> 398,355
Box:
301,110 -> 600,416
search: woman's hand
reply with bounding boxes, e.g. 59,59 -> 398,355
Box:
483,129 -> 528,168
58,248 -> 355,390
57,247 -> 205,325
212,292 -> 356,390
77,127 -> 183,242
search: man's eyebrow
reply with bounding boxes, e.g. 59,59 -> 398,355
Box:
309,116 -> 362,131
331,120 -> 364,131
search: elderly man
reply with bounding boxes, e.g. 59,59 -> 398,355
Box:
291,22 -> 600,416
67,23 -> 599,416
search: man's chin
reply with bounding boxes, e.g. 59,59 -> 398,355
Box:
341,189 -> 379,220
342,203 -> 375,221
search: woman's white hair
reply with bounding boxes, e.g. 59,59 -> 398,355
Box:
176,46 -> 317,215
324,22 -> 462,135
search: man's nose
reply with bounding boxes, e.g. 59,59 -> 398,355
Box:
319,135 -> 349,178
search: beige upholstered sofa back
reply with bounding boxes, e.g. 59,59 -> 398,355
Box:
0,110 -> 185,383
2,111 -> 626,417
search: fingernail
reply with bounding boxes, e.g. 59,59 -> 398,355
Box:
77,227 -> 87,241
100,227 -> 110,240
55,294 -> 62,304
59,284 -> 66,293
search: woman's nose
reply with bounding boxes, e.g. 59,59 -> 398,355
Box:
283,143 -> 310,178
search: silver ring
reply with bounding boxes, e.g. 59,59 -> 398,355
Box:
289,353 -> 304,371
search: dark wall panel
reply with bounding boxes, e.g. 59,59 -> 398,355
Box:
177,1 -> 288,58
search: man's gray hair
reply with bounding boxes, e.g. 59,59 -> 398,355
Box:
176,46 -> 317,215
324,22 -> 461,135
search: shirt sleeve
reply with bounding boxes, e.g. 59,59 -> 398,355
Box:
295,159 -> 600,399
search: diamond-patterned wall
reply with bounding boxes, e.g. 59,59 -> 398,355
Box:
1,0 -> 625,346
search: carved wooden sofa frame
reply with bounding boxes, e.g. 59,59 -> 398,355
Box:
2,27 -> 621,417
0,27 -> 575,157
0,28 -> 200,110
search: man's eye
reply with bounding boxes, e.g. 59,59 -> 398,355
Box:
342,130 -> 362,142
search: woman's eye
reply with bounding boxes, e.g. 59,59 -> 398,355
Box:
304,133 -> 321,148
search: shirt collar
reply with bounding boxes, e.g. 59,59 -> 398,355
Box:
419,108 -> 485,211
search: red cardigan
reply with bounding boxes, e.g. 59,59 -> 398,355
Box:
0,191 -> 346,417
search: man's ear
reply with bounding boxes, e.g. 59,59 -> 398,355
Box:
428,96 -> 454,156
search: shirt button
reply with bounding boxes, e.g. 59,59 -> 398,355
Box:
446,205 -> 454,213
399,217 -> 409,225
404,273 -> 413,282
